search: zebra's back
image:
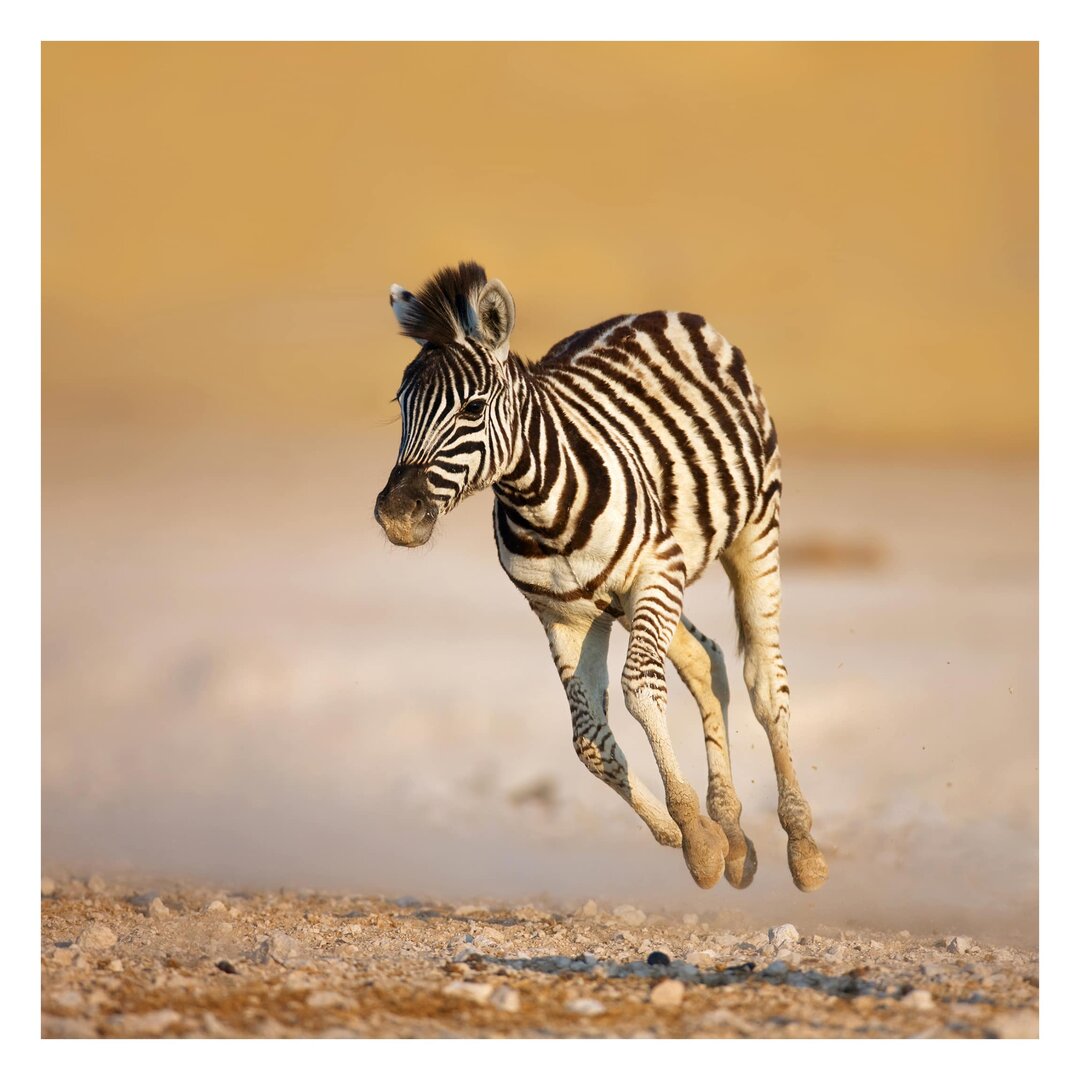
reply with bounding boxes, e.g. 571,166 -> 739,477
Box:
531,309 -> 778,587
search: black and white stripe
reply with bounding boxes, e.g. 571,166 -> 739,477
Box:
376,262 -> 827,893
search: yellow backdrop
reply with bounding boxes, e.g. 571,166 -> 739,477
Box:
43,42 -> 1037,449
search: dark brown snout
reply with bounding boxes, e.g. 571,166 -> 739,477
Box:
375,464 -> 438,547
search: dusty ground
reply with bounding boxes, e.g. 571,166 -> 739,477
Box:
41,875 -> 1038,1040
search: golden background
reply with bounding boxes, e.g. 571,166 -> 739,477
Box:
43,42 -> 1037,449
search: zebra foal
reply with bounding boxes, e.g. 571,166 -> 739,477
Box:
375,262 -> 827,892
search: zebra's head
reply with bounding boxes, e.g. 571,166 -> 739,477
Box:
375,262 -> 519,547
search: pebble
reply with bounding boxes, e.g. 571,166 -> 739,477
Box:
148,897 -> 171,921
87,874 -> 106,895
764,960 -> 789,976
205,900 -> 227,915
77,923 -> 117,951
613,904 -> 646,927
41,877 -> 57,898
947,936 -> 975,955
443,980 -> 495,1004
216,960 -> 239,975
901,989 -> 936,1011
490,985 -> 521,1013
646,951 -> 670,966
566,997 -> 605,1016
579,899 -> 598,918
108,959 -> 124,973
112,1009 -> 182,1036
261,931 -> 305,967
649,978 -> 685,1008
768,923 -> 800,951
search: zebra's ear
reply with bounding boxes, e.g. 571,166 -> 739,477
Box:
474,280 -> 516,363
389,284 -> 429,346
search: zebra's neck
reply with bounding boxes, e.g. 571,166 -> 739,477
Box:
492,364 -> 571,529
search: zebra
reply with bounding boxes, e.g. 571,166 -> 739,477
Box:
375,261 -> 827,892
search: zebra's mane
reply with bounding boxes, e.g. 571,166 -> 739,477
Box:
394,261 -> 489,346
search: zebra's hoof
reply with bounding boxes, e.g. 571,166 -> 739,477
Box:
788,836 -> 829,892
724,835 -> 757,890
682,816 -> 727,889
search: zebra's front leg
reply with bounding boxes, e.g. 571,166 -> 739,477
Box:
544,613 -> 681,849
668,617 -> 757,889
621,572 -> 729,889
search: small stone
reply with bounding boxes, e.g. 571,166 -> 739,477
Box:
307,990 -> 350,1009
205,900 -> 227,914
215,960 -> 239,974
579,899 -> 598,918
491,985 -> 521,1013
566,997 -> 605,1017
613,904 -> 646,927
452,945 -> 481,963
647,951 -> 670,966
108,959 -> 124,973
764,960 -> 789,976
260,931 -> 305,967
148,897 -> 171,920
77,923 -> 117,951
902,989 -> 935,1010
443,980 -> 495,1004
112,1009 -> 182,1036
768,923 -> 799,951
41,876 -> 56,898
947,936 -> 974,955
454,903 -> 490,917
649,978 -> 685,1008
87,874 -> 106,894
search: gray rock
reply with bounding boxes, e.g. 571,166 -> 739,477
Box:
77,923 -> 117,951
947,935 -> 975,955
649,978 -> 685,1007
256,931 -> 306,967
768,923 -> 799,951
764,960 -> 790,976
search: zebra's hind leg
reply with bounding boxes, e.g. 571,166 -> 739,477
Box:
543,613 -> 682,849
621,568 -> 728,889
722,516 -> 829,893
668,617 -> 757,889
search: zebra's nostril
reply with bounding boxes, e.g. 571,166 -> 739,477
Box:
412,498 -> 424,514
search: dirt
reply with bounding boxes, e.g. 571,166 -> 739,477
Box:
41,876 -> 1039,1039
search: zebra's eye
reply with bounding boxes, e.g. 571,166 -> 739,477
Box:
460,398 -> 487,418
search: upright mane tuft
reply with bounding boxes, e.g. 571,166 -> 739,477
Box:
393,261 -> 489,346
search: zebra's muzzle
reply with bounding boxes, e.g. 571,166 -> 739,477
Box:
374,464 -> 438,547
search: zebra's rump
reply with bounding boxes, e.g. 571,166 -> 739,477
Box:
528,309 -> 778,583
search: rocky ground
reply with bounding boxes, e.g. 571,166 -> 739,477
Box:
40,875 -> 1039,1039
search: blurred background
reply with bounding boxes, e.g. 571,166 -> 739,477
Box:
42,43 -> 1037,942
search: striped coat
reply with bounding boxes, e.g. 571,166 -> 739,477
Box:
376,263 -> 826,892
